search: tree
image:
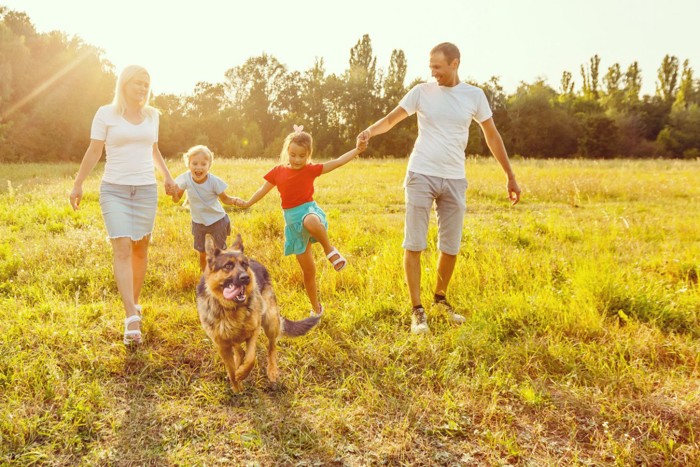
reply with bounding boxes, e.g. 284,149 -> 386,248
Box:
224,53 -> 288,152
383,49 -> 407,111
342,34 -> 381,142
673,59 -> 696,110
506,80 -> 579,157
580,55 -> 601,100
602,63 -> 625,111
656,54 -> 680,103
657,103 -> 700,158
577,113 -> 619,158
622,61 -> 642,108
560,70 -> 574,95
0,8 -> 114,161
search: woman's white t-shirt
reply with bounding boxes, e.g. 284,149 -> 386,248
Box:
90,104 -> 159,185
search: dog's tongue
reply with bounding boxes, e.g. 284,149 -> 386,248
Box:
223,284 -> 243,300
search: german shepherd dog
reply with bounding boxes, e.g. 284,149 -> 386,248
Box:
196,234 -> 320,392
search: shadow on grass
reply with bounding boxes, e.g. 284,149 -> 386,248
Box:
111,349 -> 166,465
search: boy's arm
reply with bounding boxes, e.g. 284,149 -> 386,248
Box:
218,191 -> 238,206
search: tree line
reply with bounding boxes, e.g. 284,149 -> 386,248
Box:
1,7 -> 699,162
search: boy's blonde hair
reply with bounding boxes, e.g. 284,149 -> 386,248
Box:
280,129 -> 313,163
183,145 -> 214,165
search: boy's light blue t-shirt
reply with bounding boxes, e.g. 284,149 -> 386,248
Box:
175,172 -> 227,226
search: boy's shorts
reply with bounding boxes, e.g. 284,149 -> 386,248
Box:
403,171 -> 468,255
192,214 -> 231,252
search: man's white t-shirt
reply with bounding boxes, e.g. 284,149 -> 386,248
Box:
90,104 -> 159,185
399,82 -> 492,179
175,172 -> 228,226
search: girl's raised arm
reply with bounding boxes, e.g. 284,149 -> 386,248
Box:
236,181 -> 275,208
321,137 -> 367,174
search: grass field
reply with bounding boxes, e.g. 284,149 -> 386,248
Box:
1,157 -> 699,466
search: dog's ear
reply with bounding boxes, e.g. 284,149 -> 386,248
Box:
204,234 -> 220,258
231,233 -> 243,253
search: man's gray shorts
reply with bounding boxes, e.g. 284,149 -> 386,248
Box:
403,171 -> 468,255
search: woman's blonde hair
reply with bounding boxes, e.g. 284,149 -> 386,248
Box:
279,129 -> 313,163
112,65 -> 155,117
183,145 -> 214,165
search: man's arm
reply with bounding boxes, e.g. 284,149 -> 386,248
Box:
359,105 -> 409,141
478,117 -> 521,205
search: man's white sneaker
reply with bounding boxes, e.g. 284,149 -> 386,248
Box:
411,306 -> 430,334
434,299 -> 466,324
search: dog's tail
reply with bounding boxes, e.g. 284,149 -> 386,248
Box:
280,314 -> 321,337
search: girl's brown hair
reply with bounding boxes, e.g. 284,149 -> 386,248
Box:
279,130 -> 313,163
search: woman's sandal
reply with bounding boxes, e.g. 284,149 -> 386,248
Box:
326,247 -> 347,271
123,314 -> 142,345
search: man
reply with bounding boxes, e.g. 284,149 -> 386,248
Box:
358,42 -> 521,334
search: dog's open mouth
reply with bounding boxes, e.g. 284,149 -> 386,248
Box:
223,282 -> 246,302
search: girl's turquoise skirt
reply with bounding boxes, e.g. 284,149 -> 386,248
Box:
282,201 -> 328,255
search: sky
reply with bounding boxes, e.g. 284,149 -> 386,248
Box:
3,0 -> 699,97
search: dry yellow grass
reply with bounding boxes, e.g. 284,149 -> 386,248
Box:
1,157 -> 699,465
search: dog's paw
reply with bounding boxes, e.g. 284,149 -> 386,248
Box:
229,381 -> 244,393
265,381 -> 286,393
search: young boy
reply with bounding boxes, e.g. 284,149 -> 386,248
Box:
170,145 -> 237,271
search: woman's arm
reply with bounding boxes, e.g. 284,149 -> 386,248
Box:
152,143 -> 177,194
70,139 -> 104,210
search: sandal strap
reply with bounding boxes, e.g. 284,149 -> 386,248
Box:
331,257 -> 345,266
124,329 -> 142,337
125,314 -> 141,325
326,247 -> 340,259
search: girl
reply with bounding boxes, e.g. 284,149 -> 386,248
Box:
233,125 -> 366,315
170,145 -> 239,271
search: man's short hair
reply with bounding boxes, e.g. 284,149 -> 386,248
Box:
431,42 -> 460,64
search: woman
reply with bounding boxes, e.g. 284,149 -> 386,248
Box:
69,65 -> 177,345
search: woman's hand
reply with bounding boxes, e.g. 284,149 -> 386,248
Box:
164,177 -> 178,196
69,185 -> 83,210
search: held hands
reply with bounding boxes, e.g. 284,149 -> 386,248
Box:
355,129 -> 370,154
356,134 -> 368,153
164,178 -> 178,196
357,129 -> 371,144
231,197 -> 248,208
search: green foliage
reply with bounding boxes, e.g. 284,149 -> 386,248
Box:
1,7 -> 698,163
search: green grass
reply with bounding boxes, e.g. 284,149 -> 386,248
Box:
1,157 -> 699,465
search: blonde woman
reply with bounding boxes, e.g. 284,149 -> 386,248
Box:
69,65 -> 177,345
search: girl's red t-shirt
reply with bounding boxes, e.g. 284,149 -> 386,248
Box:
264,163 -> 324,209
